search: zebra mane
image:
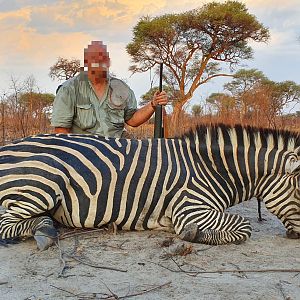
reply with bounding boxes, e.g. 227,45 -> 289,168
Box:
181,123 -> 300,151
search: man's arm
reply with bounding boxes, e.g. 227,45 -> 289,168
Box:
126,91 -> 167,127
54,127 -> 71,134
51,85 -> 75,132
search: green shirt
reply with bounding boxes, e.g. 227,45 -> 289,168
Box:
51,72 -> 137,138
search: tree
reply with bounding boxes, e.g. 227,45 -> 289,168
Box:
127,1 -> 269,131
20,92 -> 54,116
206,68 -> 300,128
49,57 -> 81,81
270,81 -> 300,110
261,81 -> 300,128
191,104 -> 202,117
3,75 -> 54,140
224,69 -> 268,96
206,92 -> 236,118
223,68 -> 269,120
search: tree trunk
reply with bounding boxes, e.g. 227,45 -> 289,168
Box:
170,103 -> 184,136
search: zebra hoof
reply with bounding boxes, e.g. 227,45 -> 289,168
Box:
33,225 -> 58,250
286,230 -> 300,239
34,231 -> 56,250
179,223 -> 199,242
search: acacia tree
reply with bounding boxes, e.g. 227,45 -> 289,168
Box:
206,92 -> 236,121
207,69 -> 300,128
126,1 -> 269,130
49,57 -> 81,81
191,104 -> 202,117
224,68 -> 269,120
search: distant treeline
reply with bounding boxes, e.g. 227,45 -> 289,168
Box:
0,74 -> 299,143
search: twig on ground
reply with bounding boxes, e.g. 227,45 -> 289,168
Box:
59,228 -> 105,240
116,281 -> 171,299
228,262 -> 248,279
99,278 -> 119,299
51,281 -> 171,299
50,284 -> 77,296
194,268 -> 300,274
182,263 -> 300,274
55,239 -> 67,277
68,254 -> 127,273
101,240 -> 129,250
148,260 -> 200,275
275,281 -> 292,300
152,260 -> 300,276
195,246 -> 214,253
169,256 -> 198,277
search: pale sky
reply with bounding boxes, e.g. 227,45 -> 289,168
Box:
0,0 -> 300,111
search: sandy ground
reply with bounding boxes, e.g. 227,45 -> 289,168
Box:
0,200 -> 300,300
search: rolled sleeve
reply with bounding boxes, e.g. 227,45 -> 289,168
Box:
124,89 -> 137,121
51,86 -> 75,128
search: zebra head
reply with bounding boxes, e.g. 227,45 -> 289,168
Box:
284,147 -> 300,238
272,151 -> 300,239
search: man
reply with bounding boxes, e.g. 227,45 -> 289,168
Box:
51,41 -> 168,137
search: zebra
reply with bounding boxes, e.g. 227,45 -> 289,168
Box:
0,124 -> 299,250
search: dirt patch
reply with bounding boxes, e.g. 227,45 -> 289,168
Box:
1,201 -> 300,300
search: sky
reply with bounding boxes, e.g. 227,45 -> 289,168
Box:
0,0 -> 300,112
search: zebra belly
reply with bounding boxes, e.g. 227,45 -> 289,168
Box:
51,201 -> 174,232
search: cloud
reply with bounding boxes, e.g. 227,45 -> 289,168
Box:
3,0 -> 165,36
0,23 -> 91,65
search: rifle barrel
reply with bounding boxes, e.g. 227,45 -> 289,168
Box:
154,63 -> 164,138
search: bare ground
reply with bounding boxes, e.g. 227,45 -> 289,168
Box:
1,200 -> 300,300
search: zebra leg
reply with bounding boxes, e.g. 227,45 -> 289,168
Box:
257,198 -> 266,222
174,209 -> 252,245
0,207 -> 58,250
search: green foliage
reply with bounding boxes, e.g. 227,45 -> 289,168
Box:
266,80 -> 300,113
272,81 -> 300,104
191,104 -> 202,116
207,68 -> 300,117
127,0 -> 269,108
19,92 -> 54,111
206,92 -> 236,112
224,69 -> 269,95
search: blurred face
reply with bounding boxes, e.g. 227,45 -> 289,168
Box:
84,41 -> 110,83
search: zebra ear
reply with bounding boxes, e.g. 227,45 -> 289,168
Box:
285,159 -> 300,174
295,146 -> 300,157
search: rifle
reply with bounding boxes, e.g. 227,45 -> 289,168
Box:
154,63 -> 164,138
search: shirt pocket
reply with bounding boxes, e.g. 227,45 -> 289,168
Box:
109,91 -> 127,110
107,102 -> 125,125
75,104 -> 97,130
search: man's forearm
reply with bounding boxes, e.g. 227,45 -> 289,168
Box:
54,127 -> 71,134
126,102 -> 154,127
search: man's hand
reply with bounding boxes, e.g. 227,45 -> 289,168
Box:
126,91 -> 168,127
150,91 -> 168,108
